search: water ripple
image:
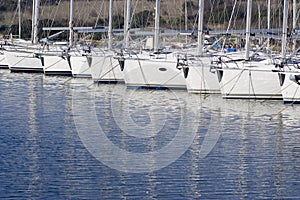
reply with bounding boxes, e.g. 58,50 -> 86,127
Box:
0,69 -> 300,199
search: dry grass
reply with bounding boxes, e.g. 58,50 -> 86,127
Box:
0,0 -> 287,32
1,0 -> 199,27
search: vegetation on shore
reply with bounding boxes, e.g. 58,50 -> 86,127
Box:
0,0 -> 289,41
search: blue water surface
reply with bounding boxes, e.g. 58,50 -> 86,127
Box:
0,69 -> 300,199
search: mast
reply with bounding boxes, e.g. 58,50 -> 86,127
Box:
32,0 -> 40,44
257,2 -> 261,45
185,0 -> 188,44
31,0 -> 35,42
281,0 -> 289,62
245,0 -> 252,60
123,0 -> 126,41
124,0 -> 131,49
108,0 -> 114,50
69,0 -> 74,47
18,0 -> 21,39
267,0 -> 271,49
34,0 -> 40,44
154,0 -> 160,52
197,0 -> 204,56
293,0 -> 297,50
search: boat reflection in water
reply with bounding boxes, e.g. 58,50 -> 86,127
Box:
70,79 -> 300,198
1,69 -> 300,199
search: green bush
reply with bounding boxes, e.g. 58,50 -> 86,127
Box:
131,10 -> 153,28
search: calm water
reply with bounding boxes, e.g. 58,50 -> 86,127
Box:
1,69 -> 300,199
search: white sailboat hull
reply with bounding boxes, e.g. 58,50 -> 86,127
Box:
71,55 -> 92,78
279,71 -> 300,103
0,52 -> 9,69
123,53 -> 186,89
184,56 -> 220,94
90,53 -> 123,83
217,60 -> 282,99
5,50 -> 43,73
43,53 -> 72,76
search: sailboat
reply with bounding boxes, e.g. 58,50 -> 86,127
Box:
278,65 -> 300,103
0,44 -> 9,69
71,53 -> 92,78
69,0 -> 92,79
278,0 -> 300,103
5,0 -> 44,73
214,0 -> 282,99
179,0 -> 220,94
43,0 -> 88,77
122,0 -> 186,89
90,0 -> 124,82
43,46 -> 73,76
90,49 -> 124,82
